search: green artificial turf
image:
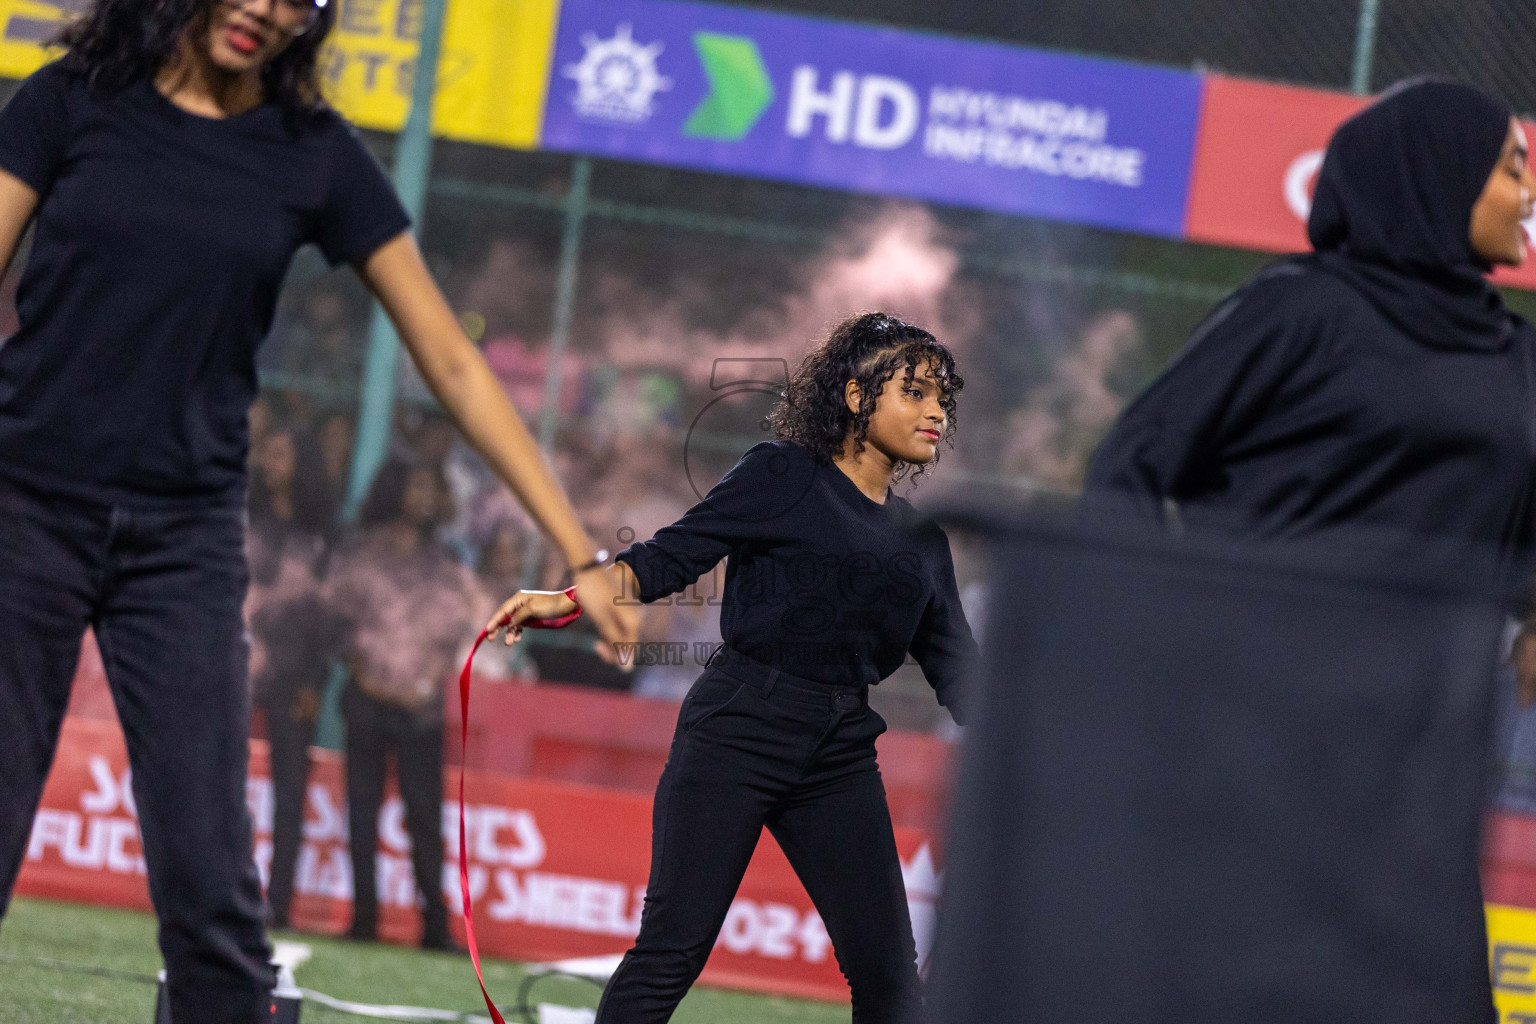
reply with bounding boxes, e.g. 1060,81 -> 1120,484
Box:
0,897 -> 848,1024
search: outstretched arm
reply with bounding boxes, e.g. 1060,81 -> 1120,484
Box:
487,561 -> 641,646
614,441 -> 793,603
356,232 -> 638,652
909,532 -> 981,725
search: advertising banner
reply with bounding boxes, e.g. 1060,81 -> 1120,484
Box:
6,3 -> 1536,292
540,0 -> 1203,237
1186,74 -> 1536,291
0,0 -> 558,149
23,715 -> 1536,1013
1490,906 -> 1536,1024
16,716 -> 943,1003
1184,75 -> 1367,256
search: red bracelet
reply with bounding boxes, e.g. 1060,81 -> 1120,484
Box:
521,585 -> 582,629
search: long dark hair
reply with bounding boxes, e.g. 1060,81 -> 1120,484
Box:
357,456 -> 454,534
771,312 -> 964,484
55,0 -> 335,123
247,424 -> 337,535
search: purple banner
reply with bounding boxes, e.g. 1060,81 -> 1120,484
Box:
541,0 -> 1205,237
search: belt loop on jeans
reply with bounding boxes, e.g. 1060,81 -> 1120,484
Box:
762,666 -> 779,698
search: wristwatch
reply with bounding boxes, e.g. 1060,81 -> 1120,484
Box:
571,548 -> 610,574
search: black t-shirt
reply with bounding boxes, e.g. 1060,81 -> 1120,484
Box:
0,62 -> 410,505
615,439 -> 979,718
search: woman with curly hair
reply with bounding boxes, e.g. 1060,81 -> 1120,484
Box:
488,312 -> 980,1023
0,2 -> 633,1020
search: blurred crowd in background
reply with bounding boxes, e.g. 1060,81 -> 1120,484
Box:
240,194 -> 1182,745
5,115 -> 1535,949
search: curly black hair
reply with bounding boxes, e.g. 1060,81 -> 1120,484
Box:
771,312 -> 964,485
54,0 -> 335,125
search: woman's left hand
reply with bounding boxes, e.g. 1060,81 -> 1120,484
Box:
486,590 -> 580,645
572,562 -> 641,670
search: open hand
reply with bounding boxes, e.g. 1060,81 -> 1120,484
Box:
485,589 -> 581,646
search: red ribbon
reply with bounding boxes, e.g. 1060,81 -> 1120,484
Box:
457,586 -> 583,1024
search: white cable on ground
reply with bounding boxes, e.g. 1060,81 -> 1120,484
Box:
0,948 -> 600,1024
297,987 -> 495,1022
299,988 -> 596,1024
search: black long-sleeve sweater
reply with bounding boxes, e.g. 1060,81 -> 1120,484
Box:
1085,79 -> 1536,590
615,439 -> 978,719
1084,258 -> 1536,571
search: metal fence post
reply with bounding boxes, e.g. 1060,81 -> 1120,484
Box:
342,0 -> 453,523
1351,0 -> 1381,95
517,156 -> 593,590
319,0 -> 451,749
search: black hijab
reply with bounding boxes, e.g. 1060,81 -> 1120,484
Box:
1307,78 -> 1516,351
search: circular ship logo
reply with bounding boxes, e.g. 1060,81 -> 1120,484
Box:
563,23 -> 673,124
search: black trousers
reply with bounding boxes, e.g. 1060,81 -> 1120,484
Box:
259,694 -> 316,927
595,648 -> 922,1024
0,475 -> 273,1023
341,683 -> 447,943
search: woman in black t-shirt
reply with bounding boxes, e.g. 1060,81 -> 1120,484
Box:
0,3 -> 636,1022
489,313 -> 980,1024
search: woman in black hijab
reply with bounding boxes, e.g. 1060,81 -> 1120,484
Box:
1085,79 -> 1536,581
1080,79 -> 1535,1024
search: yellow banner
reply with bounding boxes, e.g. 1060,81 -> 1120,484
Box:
1490,904 -> 1536,1023
0,0 -> 558,149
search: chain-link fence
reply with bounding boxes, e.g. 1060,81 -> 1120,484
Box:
9,0 -> 1536,738
1373,0 -> 1536,115
5,8 -> 1535,1004
748,0 -> 1536,114
234,0 -> 1536,735
756,0 -> 1362,94
260,141 -> 1277,721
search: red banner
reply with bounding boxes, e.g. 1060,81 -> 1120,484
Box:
17,716 -> 941,1004
27,713 -> 1536,1009
1185,74 -> 1536,291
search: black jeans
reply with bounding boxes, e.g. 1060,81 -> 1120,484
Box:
259,693 -> 316,927
595,647 -> 922,1024
341,683 -> 447,944
0,475 -> 273,1023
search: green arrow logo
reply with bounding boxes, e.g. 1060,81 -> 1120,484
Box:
683,33 -> 774,141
